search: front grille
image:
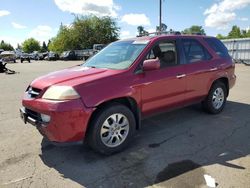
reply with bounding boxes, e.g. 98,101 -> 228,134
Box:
27,87 -> 41,98
25,108 -> 42,122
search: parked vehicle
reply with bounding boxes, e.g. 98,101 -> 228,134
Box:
0,51 -> 16,63
20,34 -> 236,154
83,44 -> 105,60
30,51 -> 44,60
44,52 -> 59,61
15,49 -> 23,59
60,51 -> 77,60
0,49 -> 4,54
20,53 -> 31,63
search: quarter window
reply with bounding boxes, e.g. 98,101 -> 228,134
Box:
182,39 -> 211,63
204,38 -> 230,58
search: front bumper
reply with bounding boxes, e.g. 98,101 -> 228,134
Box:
21,95 -> 95,143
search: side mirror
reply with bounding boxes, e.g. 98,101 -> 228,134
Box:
143,58 -> 160,71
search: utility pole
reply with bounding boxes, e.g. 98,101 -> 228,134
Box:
159,0 -> 162,32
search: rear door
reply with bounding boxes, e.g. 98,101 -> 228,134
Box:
181,38 -> 217,102
140,39 -> 187,115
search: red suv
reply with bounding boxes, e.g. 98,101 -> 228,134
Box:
20,35 -> 236,154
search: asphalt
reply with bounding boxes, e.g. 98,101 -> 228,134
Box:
0,61 -> 250,188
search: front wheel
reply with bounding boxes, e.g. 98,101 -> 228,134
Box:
202,81 -> 227,114
87,103 -> 136,155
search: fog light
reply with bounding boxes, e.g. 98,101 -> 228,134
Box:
41,114 -> 51,123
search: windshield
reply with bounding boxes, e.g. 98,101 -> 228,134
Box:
83,40 -> 148,70
62,51 -> 69,56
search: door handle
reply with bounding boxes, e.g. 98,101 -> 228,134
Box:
176,74 -> 186,79
210,67 -> 218,71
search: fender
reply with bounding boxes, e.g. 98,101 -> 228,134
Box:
206,69 -> 229,92
75,72 -> 142,109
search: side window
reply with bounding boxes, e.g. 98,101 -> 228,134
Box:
204,38 -> 230,58
146,41 -> 178,68
182,39 -> 211,63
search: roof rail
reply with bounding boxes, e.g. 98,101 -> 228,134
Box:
138,31 -> 181,37
191,32 -> 206,36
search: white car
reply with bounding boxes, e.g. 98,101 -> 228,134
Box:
0,51 -> 16,63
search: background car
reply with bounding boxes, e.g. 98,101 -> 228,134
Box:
20,53 -> 31,63
0,51 -> 16,63
30,51 -> 44,60
44,52 -> 59,61
60,51 -> 77,61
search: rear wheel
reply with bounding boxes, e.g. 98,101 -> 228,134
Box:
203,81 -> 227,114
87,103 -> 136,155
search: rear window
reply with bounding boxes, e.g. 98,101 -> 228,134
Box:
204,38 -> 230,58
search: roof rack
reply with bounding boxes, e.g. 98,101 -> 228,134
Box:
138,31 -> 182,37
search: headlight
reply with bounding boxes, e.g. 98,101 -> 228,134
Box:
42,86 -> 80,100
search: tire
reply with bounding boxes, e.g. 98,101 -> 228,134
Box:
202,81 -> 227,114
21,60 -> 23,63
87,103 -> 136,155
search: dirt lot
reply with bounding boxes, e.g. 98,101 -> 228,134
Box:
0,61 -> 250,188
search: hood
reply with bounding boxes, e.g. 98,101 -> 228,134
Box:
30,66 -> 118,89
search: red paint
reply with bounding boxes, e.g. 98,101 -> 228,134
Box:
143,58 -> 161,71
21,35 -> 236,143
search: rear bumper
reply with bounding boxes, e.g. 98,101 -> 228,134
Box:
21,96 -> 95,143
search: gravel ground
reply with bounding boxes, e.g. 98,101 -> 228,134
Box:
0,61 -> 250,188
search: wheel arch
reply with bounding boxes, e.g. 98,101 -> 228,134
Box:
211,77 -> 229,97
85,97 -> 141,138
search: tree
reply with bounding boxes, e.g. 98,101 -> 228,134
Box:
137,26 -> 149,36
137,26 -> 144,36
17,43 -> 22,50
49,16 -> 120,53
240,29 -> 250,38
22,38 -> 41,53
41,41 -> 48,52
228,25 -> 242,39
182,25 -> 206,35
0,40 -> 14,51
156,23 -> 167,32
216,25 -> 250,40
47,40 -> 51,48
216,34 -> 226,40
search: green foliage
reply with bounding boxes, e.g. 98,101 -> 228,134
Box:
137,26 -> 149,36
41,41 -> 48,52
0,40 -> 14,51
156,23 -> 168,32
216,34 -> 227,40
49,16 -> 120,53
217,25 -> 250,40
22,38 -> 41,53
228,25 -> 242,38
182,25 -> 206,35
